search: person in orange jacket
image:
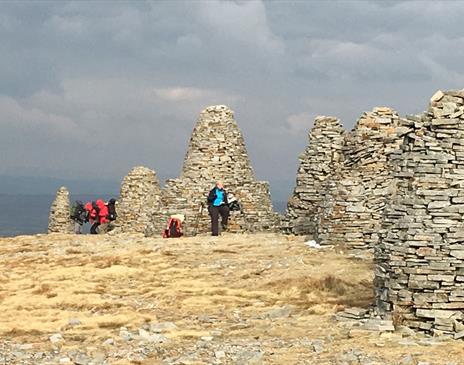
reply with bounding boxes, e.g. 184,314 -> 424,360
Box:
96,199 -> 110,234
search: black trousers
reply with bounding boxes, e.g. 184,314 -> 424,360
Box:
208,205 -> 230,236
90,222 -> 100,234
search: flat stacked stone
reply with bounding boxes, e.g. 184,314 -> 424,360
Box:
48,186 -> 73,234
147,105 -> 280,236
375,90 -> 464,338
315,108 -> 406,250
116,166 -> 161,233
283,116 -> 346,234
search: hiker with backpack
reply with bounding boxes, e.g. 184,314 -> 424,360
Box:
83,199 -> 117,234
70,200 -> 89,234
95,199 -> 109,234
85,201 -> 99,234
107,198 -> 117,222
163,214 -> 184,238
207,181 -> 230,236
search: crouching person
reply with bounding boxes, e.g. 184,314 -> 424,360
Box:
207,181 -> 229,236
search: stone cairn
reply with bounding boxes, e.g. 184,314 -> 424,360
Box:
283,116 -> 346,235
375,90 -> 464,338
116,166 -> 161,234
315,108 -> 407,250
146,105 -> 280,236
48,186 -> 73,234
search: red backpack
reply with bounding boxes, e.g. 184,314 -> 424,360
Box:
163,217 -> 183,238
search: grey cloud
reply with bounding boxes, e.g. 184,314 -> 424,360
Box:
1,0 -> 464,201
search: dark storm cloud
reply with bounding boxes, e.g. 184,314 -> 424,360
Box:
1,0 -> 464,200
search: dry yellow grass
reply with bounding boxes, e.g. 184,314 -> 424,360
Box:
0,233 -> 462,364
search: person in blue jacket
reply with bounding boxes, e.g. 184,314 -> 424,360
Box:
207,181 -> 230,236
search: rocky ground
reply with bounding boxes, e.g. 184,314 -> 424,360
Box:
0,233 -> 462,365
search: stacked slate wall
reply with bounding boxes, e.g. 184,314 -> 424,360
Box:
316,108 -> 407,250
116,166 -> 161,234
375,90 -> 464,338
48,186 -> 73,234
283,116 -> 346,235
147,105 -> 280,236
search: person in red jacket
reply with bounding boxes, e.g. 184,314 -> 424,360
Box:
84,201 -> 99,234
84,202 -> 95,221
84,199 -> 111,234
97,199 -> 109,222
89,199 -> 108,234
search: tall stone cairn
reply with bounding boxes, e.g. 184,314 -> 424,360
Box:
48,186 -> 73,234
375,90 -> 464,338
116,166 -> 161,233
283,116 -> 346,234
147,105 -> 280,236
316,108 -> 407,250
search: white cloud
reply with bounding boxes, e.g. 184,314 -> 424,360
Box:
0,77 -> 243,178
176,34 -> 202,48
285,112 -> 313,134
151,86 -> 240,105
23,78 -> 241,136
153,87 -> 208,102
0,95 -> 78,136
196,0 -> 284,54
46,14 -> 86,35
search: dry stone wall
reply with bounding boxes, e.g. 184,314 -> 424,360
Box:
147,105 -> 280,236
283,116 -> 346,235
284,108 -> 407,251
315,108 -> 407,250
375,90 -> 464,338
116,166 -> 161,233
48,186 -> 73,234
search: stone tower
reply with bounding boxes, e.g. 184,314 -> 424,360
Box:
375,90 -> 464,337
147,105 -> 280,236
283,116 -> 346,235
116,166 -> 161,233
316,108 -> 406,250
48,186 -> 73,234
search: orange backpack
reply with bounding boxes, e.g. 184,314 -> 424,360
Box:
163,217 -> 183,238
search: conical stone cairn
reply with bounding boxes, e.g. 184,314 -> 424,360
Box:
48,186 -> 73,234
283,116 -> 346,235
147,105 -> 280,236
316,107 -> 407,250
375,89 -> 464,337
116,166 -> 161,233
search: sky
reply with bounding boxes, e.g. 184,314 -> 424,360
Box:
1,0 -> 464,201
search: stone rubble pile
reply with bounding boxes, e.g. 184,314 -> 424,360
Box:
316,108 -> 407,250
115,166 -> 161,233
48,186 -> 73,234
375,90 -> 464,338
335,307 -> 370,321
283,116 -> 346,235
146,105 -> 280,236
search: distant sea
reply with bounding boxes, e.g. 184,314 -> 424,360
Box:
0,194 -> 287,237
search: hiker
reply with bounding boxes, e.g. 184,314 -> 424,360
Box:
207,181 -> 229,236
107,198 -> 117,222
70,200 -> 88,234
85,201 -> 99,234
95,199 -> 109,234
163,214 -> 184,238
